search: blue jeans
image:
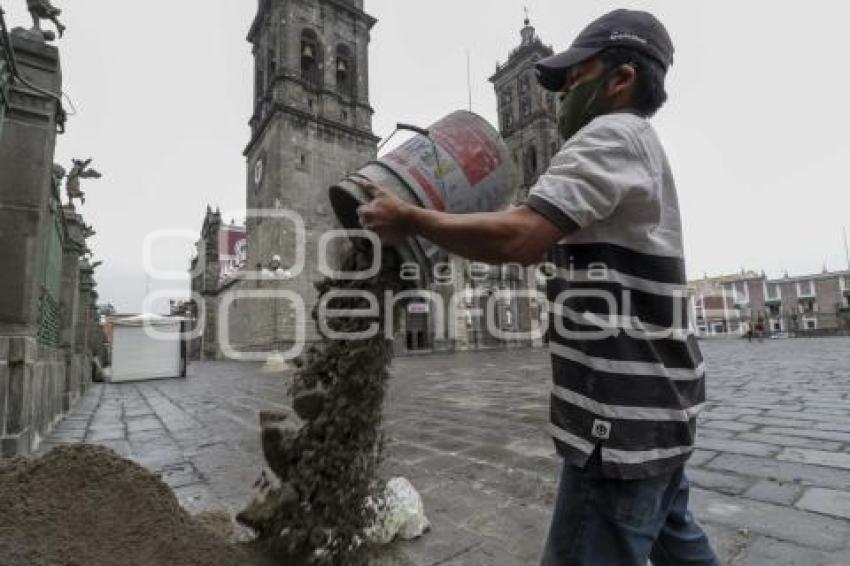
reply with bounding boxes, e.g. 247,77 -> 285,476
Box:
542,454 -> 719,565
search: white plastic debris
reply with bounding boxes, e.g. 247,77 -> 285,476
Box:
261,352 -> 289,373
367,477 -> 431,545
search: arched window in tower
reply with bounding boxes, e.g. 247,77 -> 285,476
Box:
336,45 -> 354,97
519,74 -> 532,117
500,87 -> 513,108
524,146 -> 538,183
301,29 -> 322,88
501,109 -> 514,132
521,97 -> 531,117
519,74 -> 530,94
266,48 -> 277,89
500,87 -> 514,131
254,57 -> 265,104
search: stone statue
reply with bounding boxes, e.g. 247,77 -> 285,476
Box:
65,158 -> 102,206
27,0 -> 65,40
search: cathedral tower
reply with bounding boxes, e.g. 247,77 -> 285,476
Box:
489,17 -> 559,202
243,0 -> 379,349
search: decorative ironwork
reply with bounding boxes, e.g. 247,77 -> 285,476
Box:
38,189 -> 64,347
37,291 -> 60,347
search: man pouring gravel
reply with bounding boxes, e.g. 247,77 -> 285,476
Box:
358,9 -> 719,566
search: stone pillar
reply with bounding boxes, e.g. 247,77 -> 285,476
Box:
0,31 -> 63,457
0,31 -> 62,335
85,287 -> 99,367
59,206 -> 86,409
75,260 -> 95,358
74,261 -> 98,389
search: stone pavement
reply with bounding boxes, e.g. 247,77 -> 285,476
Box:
39,338 -> 850,565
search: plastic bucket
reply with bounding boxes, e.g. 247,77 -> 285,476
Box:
329,110 -> 517,284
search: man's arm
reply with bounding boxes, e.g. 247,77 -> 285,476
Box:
357,183 -> 573,266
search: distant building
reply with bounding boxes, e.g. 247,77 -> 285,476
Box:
445,16 -> 561,351
186,207 -> 248,360
689,269 -> 850,336
490,16 -> 560,202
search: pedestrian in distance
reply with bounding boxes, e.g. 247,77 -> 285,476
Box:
755,313 -> 765,342
357,9 -> 719,566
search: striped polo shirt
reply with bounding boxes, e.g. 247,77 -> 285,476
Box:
526,112 -> 704,480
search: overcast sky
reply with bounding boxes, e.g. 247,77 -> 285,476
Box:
5,1 -> 849,311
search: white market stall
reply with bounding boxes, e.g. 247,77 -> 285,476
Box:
109,314 -> 187,383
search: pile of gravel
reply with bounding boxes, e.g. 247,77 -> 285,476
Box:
238,245 -> 409,565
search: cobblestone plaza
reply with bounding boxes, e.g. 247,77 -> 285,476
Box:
40,338 -> 850,564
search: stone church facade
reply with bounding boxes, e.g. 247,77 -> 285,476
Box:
490,18 -> 560,203
442,17 -> 560,352
190,8 -> 558,359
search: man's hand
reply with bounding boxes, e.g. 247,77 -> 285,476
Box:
356,182 -> 417,245
356,181 -> 567,265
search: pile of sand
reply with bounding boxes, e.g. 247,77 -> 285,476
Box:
0,445 -> 257,566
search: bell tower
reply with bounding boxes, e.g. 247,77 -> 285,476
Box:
489,16 -> 559,202
242,0 -> 379,349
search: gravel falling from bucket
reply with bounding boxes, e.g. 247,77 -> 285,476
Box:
237,243 -> 409,564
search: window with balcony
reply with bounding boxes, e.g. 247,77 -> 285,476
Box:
765,283 -> 781,301
798,280 -> 816,298
799,298 -> 816,313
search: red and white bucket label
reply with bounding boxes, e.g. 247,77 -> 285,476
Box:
382,111 -> 515,215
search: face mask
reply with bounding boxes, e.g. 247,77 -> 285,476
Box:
556,67 -> 618,141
